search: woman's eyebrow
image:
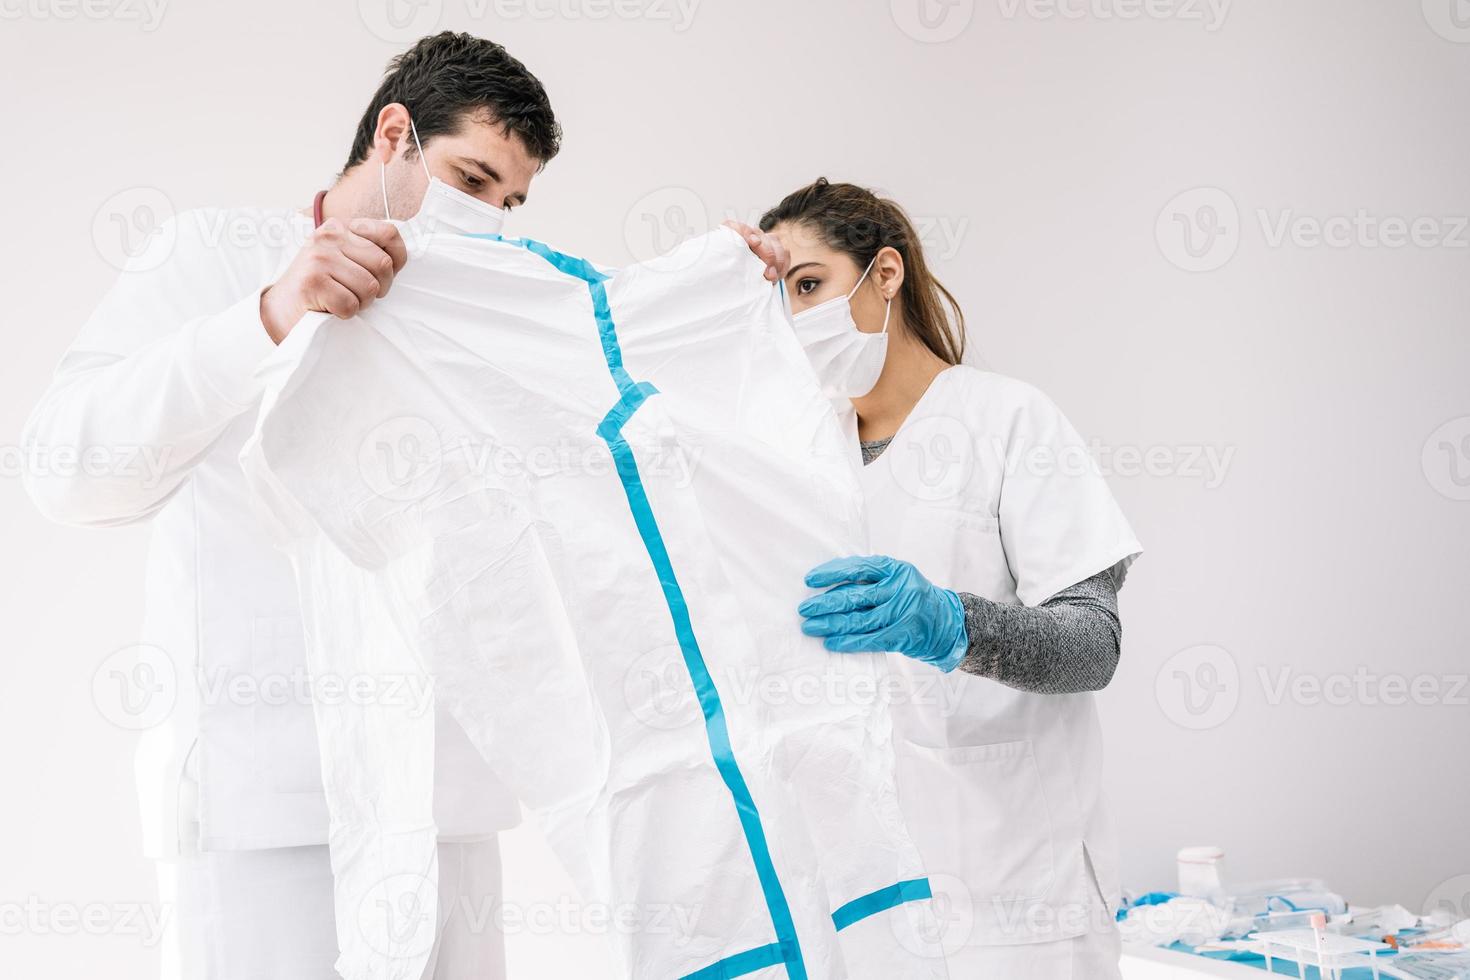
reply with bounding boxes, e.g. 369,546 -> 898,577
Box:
784,261 -> 825,280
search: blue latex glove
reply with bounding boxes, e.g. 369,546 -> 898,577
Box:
798,555 -> 968,672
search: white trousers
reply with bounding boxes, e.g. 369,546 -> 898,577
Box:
155,829 -> 506,980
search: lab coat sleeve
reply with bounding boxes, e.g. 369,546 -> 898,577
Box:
21,210 -> 283,527
995,380 -> 1143,607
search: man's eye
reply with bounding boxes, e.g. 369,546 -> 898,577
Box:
460,171 -> 484,189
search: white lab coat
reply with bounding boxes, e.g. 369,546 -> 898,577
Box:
22,207 -> 518,858
842,365 -> 1142,971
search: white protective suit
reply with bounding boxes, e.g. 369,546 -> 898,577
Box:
241,227 -> 949,980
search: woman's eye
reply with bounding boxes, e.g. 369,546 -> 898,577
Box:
797,279 -> 819,295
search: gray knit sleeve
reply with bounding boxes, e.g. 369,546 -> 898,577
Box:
955,565 -> 1124,694
858,434 -> 1125,694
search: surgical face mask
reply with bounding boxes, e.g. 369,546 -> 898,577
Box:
382,118 -> 507,237
789,254 -> 892,399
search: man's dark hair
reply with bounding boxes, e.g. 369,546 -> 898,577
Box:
343,32 -> 561,173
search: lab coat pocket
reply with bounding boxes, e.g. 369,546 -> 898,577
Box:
894,737 -> 1059,944
898,505 -> 1010,600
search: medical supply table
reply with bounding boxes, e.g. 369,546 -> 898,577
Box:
1123,943 -> 1435,979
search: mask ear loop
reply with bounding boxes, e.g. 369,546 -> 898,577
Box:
409,118 -> 431,181
847,253 -> 892,334
380,116 -> 433,220
846,254 -> 879,301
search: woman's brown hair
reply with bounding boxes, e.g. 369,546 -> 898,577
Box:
759,177 -> 966,365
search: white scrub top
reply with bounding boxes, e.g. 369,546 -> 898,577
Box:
842,364 -> 1142,954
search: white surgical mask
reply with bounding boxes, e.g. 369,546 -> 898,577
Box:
789,254 -> 892,399
382,118 -> 507,237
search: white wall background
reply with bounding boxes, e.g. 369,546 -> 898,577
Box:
2,1 -> 1467,977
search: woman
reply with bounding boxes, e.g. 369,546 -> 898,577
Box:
733,178 -> 1142,978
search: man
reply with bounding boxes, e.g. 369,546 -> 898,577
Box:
24,30 -> 789,980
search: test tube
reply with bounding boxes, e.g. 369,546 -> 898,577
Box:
1309,912 -> 1332,980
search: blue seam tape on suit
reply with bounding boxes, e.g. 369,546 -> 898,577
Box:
489,235 -> 808,980
677,940 -> 790,980
831,877 -> 934,933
